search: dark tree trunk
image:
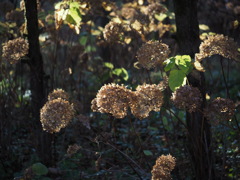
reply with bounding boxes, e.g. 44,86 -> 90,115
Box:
24,0 -> 52,165
173,0 -> 214,179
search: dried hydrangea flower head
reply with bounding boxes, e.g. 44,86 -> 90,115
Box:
91,98 -> 99,112
121,7 -> 137,20
67,144 -> 81,155
204,97 -> 235,125
137,41 -> 170,69
103,21 -> 125,43
92,83 -> 132,119
151,154 -> 176,180
129,81 -> 166,119
2,37 -> 29,64
129,91 -> 152,119
195,34 -> 240,72
136,84 -> 164,112
171,85 -> 202,113
147,3 -> 167,18
40,98 -> 74,133
48,88 -> 69,101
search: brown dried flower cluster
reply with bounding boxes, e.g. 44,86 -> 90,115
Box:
147,3 -> 167,17
48,88 -> 69,101
67,144 -> 81,155
204,97 -> 235,125
103,21 -> 125,43
151,154 -> 176,180
40,98 -> 74,133
2,37 -> 29,64
91,81 -> 166,119
121,7 -> 137,20
171,85 -> 202,113
130,84 -> 164,119
195,34 -> 240,71
92,84 -> 132,119
137,41 -> 170,69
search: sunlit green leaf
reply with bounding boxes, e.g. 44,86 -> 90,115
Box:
199,24 -> 210,31
164,57 -> 176,72
112,68 -> 129,81
169,70 -> 186,91
104,62 -> 114,69
68,7 -> 82,26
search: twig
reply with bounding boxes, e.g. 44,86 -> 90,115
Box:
104,141 -> 145,180
220,58 -> 230,98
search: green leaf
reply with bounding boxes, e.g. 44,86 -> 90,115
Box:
175,55 -> 193,74
112,68 -> 129,81
169,70 -> 186,91
164,57 -> 175,72
79,35 -> 88,46
162,116 -> 171,131
68,7 -> 82,26
84,45 -> 96,53
162,116 -> 168,126
70,2 -> 81,9
112,68 -> 122,76
199,24 -> 210,31
143,150 -> 153,156
104,62 -> 114,69
121,68 -> 129,81
32,163 -> 48,176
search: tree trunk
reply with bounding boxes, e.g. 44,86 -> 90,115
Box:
24,0 -> 52,165
173,0 -> 214,179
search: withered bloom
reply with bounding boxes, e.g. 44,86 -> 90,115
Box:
92,79 -> 167,119
195,34 -> 240,72
151,154 -> 176,180
40,98 -> 74,133
48,88 -> 69,101
92,83 -> 132,119
2,37 -> 29,64
204,97 -> 235,125
67,144 -> 81,155
171,85 -> 202,113
147,3 -> 167,18
103,21 -> 125,43
129,91 -> 152,119
129,82 -> 166,119
137,41 -> 170,69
